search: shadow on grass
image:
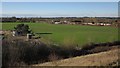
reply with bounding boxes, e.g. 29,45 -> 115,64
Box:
35,33 -> 53,35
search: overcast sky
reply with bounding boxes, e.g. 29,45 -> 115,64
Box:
2,2 -> 118,17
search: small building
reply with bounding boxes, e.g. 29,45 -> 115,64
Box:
62,20 -> 68,24
100,23 -> 104,26
82,23 -> 88,25
105,23 -> 111,26
87,23 -> 93,25
27,34 -> 32,39
54,21 -> 61,24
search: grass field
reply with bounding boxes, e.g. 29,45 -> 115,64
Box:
2,22 -> 118,46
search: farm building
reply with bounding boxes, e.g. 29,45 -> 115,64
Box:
82,22 -> 95,25
104,23 -> 111,26
82,22 -> 112,26
95,23 -> 111,26
54,21 -> 61,24
87,23 -> 93,25
52,20 -> 61,24
62,20 -> 68,24
27,33 -> 32,39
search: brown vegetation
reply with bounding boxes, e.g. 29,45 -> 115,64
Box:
2,37 -> 120,67
34,48 -> 119,66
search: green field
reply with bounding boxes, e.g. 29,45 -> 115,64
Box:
2,23 -> 118,46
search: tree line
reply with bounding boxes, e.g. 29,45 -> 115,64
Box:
1,16 -> 119,25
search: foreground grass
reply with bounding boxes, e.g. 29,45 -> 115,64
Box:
2,22 -> 118,46
33,48 -> 119,66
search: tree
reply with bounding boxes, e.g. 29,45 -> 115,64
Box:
11,16 -> 17,22
14,24 -> 31,35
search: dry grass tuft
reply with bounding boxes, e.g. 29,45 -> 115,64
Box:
33,48 -> 119,66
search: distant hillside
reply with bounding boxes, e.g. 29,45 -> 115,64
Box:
33,48 -> 119,66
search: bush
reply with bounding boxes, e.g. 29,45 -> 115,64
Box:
2,38 -> 120,67
2,39 -> 51,66
14,24 -> 31,36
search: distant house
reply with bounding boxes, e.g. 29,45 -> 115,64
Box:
96,23 -> 111,26
27,33 -> 32,39
82,22 -> 95,25
87,23 -> 93,25
82,23 -> 88,25
54,20 -> 61,24
55,22 -> 61,24
105,23 -> 111,26
0,31 -> 4,35
62,20 -> 68,24
64,21 -> 67,23
100,23 -> 104,26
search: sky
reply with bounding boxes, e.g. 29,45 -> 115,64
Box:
2,2 -> 118,17
1,0 -> 120,2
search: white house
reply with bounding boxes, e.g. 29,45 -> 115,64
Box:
87,23 -> 93,25
54,22 -> 61,24
105,23 -> 111,26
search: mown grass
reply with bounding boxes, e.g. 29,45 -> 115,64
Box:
2,22 -> 118,46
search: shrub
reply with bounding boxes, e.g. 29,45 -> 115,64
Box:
2,38 -> 120,67
14,24 -> 31,36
